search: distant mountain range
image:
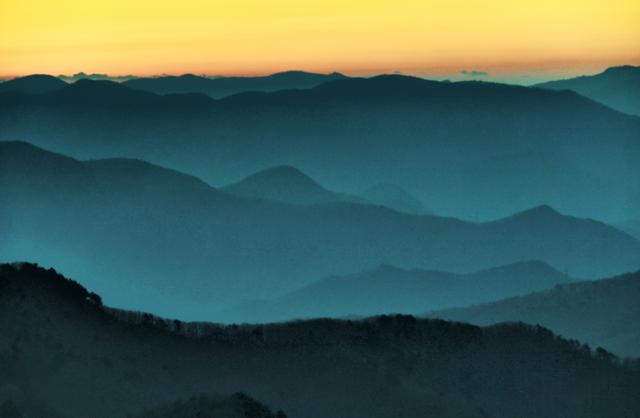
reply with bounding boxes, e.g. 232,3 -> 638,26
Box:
2,263 -> 638,418
431,270 -> 640,357
2,66 -> 638,116
2,141 -> 639,318
1,73 -> 637,220
535,65 -> 640,115
0,71 -> 346,99
4,77 -> 214,107
123,71 -> 348,98
218,260 -> 573,323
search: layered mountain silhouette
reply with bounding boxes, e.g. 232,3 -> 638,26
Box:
221,165 -> 365,205
123,71 -> 348,98
1,75 -> 638,220
2,142 -> 639,319
0,74 -> 67,94
218,261 -> 573,323
535,65 -> 640,115
1,263 -> 639,418
431,270 -> 640,357
360,183 -> 430,214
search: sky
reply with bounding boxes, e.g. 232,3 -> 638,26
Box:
1,0 -> 639,83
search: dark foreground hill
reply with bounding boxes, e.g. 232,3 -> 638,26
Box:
2,142 -> 639,318
0,392 -> 281,418
1,263 -> 639,418
218,261 -> 573,323
132,393 -> 285,418
535,65 -> 640,115
431,271 -> 640,357
123,71 -> 348,98
1,75 -> 638,221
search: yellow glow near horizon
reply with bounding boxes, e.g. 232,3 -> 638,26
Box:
1,0 -> 639,77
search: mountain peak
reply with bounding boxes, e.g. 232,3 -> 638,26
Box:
528,204 -> 559,214
66,78 -> 143,96
270,70 -> 315,76
221,165 -> 369,206
238,165 -> 323,189
221,165 -> 335,204
0,74 -> 67,94
602,65 -> 639,75
9,74 -> 61,83
48,78 -> 171,105
516,204 -> 561,217
256,164 -> 311,178
268,70 -> 346,79
494,205 -> 564,223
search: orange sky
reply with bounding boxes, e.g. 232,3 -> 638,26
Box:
1,0 -> 639,79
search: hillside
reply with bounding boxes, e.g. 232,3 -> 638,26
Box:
2,142 -> 639,319
431,271 -> 640,357
615,219 -> 640,240
0,74 -> 66,94
123,71 -> 348,98
221,165 -> 365,205
0,75 -> 638,220
132,393 -> 285,418
218,261 -> 573,323
535,65 -> 640,115
1,263 -> 639,418
360,183 -> 429,214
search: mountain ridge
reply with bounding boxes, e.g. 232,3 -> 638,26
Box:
430,270 -> 640,357
1,72 -> 638,220
216,260 -> 573,323
123,70 -> 348,98
535,65 -> 640,115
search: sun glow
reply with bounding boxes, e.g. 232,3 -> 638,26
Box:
1,0 -> 639,77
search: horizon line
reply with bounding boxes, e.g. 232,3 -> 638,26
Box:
1,62 -> 638,85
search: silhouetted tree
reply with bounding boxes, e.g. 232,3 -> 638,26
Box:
595,347 -> 616,362
88,292 -> 103,306
173,319 -> 182,333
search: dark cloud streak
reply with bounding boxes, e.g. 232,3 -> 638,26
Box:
461,70 -> 489,77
